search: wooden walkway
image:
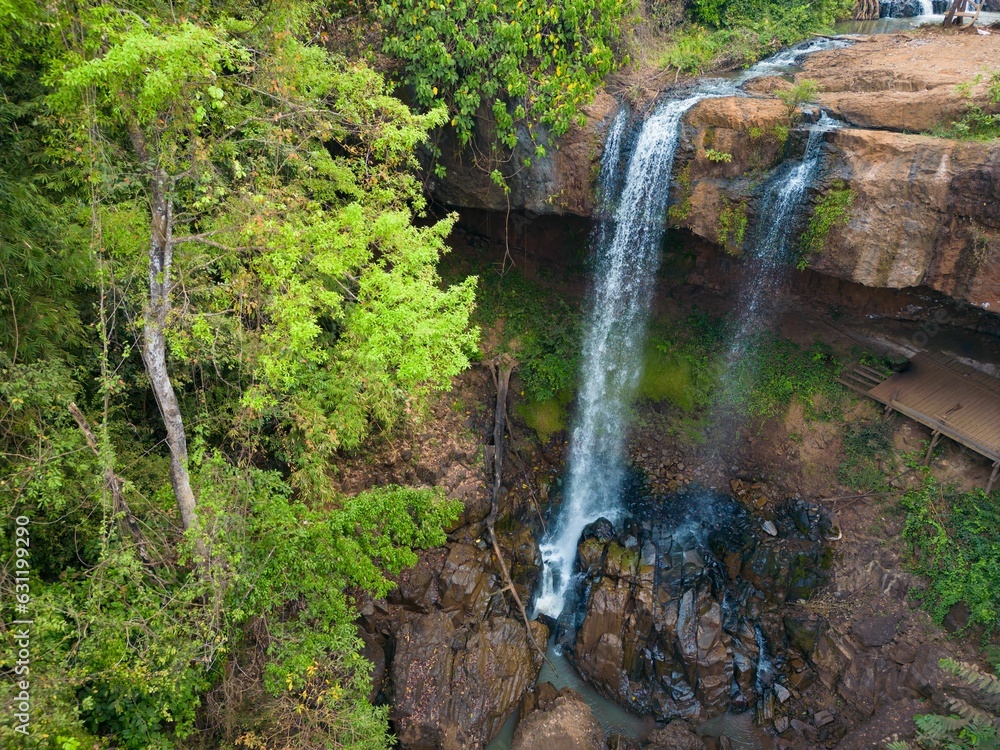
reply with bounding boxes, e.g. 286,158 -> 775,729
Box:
839,351 -> 1000,492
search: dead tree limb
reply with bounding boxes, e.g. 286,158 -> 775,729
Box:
68,402 -> 153,567
484,356 -> 554,672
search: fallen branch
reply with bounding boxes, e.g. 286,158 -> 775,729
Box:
484,356 -> 554,673
68,402 -> 153,567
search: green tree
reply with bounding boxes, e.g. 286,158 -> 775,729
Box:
45,0 -> 477,532
378,0 -> 631,152
1,2 -> 476,748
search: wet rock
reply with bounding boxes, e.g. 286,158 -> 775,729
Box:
853,614 -> 900,648
391,612 -> 548,749
571,489 -> 830,723
582,517 -> 617,543
511,687 -> 605,750
644,721 -> 705,750
774,716 -> 790,734
774,683 -> 791,704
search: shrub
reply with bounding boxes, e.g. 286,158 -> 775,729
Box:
900,478 -> 1000,633
776,79 -> 820,115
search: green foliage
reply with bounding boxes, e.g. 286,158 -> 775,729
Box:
44,1 -> 478,496
660,25 -> 724,74
838,416 -> 894,492
472,268 -> 582,403
378,0 -> 632,151
0,2 -> 476,748
776,78 -> 820,115
0,2 -> 87,362
641,312 -> 843,423
888,658 -> 1000,750
705,148 -> 733,163
798,182 -> 855,269
660,0 -> 853,75
900,477 -> 1000,633
717,199 -> 748,254
667,164 -> 694,224
935,69 -> 1000,141
733,336 -> 843,421
638,346 -> 699,411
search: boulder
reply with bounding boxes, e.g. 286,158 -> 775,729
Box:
391,612 -> 549,749
644,721 -> 705,750
852,615 -> 900,647
510,687 -> 605,750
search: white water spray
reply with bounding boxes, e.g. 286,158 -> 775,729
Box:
534,98 -> 702,619
534,40 -> 849,621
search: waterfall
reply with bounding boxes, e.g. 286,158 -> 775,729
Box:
533,39 -> 849,622
919,0 -> 935,14
534,97 -> 704,620
709,116 -> 839,453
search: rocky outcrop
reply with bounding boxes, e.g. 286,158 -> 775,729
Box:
811,129 -> 1000,309
566,490 -> 831,723
801,34 -> 1000,134
392,612 -> 549,749
371,536 -> 550,749
668,92 -> 1000,310
437,32 -> 1000,313
429,92 -> 620,216
511,683 -> 606,750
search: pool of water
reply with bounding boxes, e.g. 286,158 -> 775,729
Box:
834,12 -> 1000,34
699,711 -> 775,750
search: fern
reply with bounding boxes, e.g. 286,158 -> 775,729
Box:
943,659 -> 1000,698
890,659 -> 1000,749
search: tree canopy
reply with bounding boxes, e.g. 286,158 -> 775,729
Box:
1,2 -> 473,748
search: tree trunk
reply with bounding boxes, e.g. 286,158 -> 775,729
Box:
131,127 -> 203,554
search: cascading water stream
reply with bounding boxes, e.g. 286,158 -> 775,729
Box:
708,115 -> 840,458
534,98 -> 702,620
533,39 -> 850,622
919,0 -> 935,15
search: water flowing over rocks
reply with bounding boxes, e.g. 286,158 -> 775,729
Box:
563,489 -> 832,724
437,32 -> 1000,313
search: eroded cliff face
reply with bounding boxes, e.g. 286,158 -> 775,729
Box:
669,95 -> 1000,310
428,91 -> 619,217
435,31 -> 1000,311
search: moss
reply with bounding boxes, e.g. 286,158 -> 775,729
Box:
604,542 -> 639,578
516,390 -> 572,442
797,181 -> 855,269
717,198 -> 748,254
667,164 -> 693,225
637,345 -> 697,411
703,126 -> 716,149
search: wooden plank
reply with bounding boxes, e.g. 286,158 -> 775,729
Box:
856,364 -> 889,381
864,352 -> 1000,469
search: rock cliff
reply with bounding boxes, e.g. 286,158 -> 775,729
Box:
436,31 -> 1000,312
